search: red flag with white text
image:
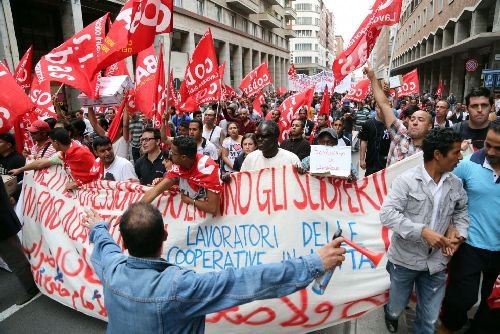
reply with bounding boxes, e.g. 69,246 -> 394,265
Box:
278,86 -> 314,142
344,79 -> 371,102
221,84 -> 237,101
0,62 -> 34,133
104,59 -> 130,77
277,86 -> 287,97
332,0 -> 402,86
396,68 -> 420,96
182,28 -> 220,106
436,79 -> 443,98
134,45 -> 158,118
288,64 -> 297,79
14,46 -> 33,90
252,91 -> 266,116
97,0 -> 173,71
239,63 -> 272,97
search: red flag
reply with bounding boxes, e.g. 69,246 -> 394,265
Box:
344,79 -> 371,102
218,62 -> 225,80
108,96 -> 127,143
287,64 -> 297,79
97,0 -> 173,71
332,0 -> 402,85
153,45 -> 166,129
178,96 -> 198,112
319,85 -> 331,121
276,86 -> 287,97
126,88 -> 137,114
14,46 -> 33,90
167,68 -> 178,107
134,45 -> 158,119
0,62 -> 34,133
239,63 -> 272,97
436,79 -> 443,98
182,28 -> 220,105
278,86 -> 315,142
252,91 -> 266,116
396,68 -> 420,96
104,59 -> 130,77
221,84 -> 237,101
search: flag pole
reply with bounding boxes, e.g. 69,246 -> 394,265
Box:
387,23 -> 399,79
164,33 -> 173,125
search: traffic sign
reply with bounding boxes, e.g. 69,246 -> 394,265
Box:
465,59 -> 478,72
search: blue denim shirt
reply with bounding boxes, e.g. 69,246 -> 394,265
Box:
90,222 -> 325,334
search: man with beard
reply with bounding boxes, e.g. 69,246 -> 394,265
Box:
438,120 -> 500,334
91,136 -> 137,182
365,64 -> 432,166
241,120 -> 299,171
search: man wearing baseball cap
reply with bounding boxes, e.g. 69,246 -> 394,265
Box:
26,120 -> 56,160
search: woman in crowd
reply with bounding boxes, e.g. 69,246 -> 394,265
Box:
221,122 -> 243,174
232,133 -> 257,172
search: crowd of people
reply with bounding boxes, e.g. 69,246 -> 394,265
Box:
0,63 -> 499,333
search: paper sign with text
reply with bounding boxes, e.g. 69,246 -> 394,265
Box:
21,153 -> 422,333
310,146 -> 352,177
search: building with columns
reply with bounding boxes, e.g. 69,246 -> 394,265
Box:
290,0 -> 335,75
0,0 -> 294,108
391,0 -> 500,102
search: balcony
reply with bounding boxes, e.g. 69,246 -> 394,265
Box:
253,12 -> 281,28
284,6 -> 297,21
283,28 -> 296,39
263,0 -> 281,5
226,0 -> 259,15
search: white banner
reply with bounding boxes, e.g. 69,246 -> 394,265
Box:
21,153 -> 421,333
288,71 -> 352,94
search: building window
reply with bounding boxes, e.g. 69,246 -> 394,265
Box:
242,19 -> 247,33
423,8 -> 427,25
295,43 -> 312,50
315,18 -> 319,26
252,23 -> 257,36
174,0 -> 182,7
429,1 -> 434,19
230,13 -> 236,28
296,30 -> 312,37
438,0 -> 443,12
295,56 -> 312,64
296,17 -> 313,25
216,4 -> 222,22
196,0 -> 204,15
315,57 -> 319,64
295,3 -> 312,11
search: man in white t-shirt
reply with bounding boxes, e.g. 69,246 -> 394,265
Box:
91,136 -> 138,182
202,109 -> 224,159
241,120 -> 300,171
189,120 -> 219,161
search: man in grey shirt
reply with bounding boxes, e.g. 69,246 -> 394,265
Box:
380,128 -> 469,334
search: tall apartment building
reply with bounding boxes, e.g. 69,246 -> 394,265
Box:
334,35 -> 344,56
290,0 -> 335,75
0,0 -> 294,108
391,0 -> 500,102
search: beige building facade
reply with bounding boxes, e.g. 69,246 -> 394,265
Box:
391,0 -> 500,102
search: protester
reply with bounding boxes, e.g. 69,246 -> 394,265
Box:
447,92 -> 456,111
221,122 -> 242,173
141,136 -> 221,215
0,133 -> 25,201
189,120 -> 218,161
25,120 -> 57,159
81,202 -> 346,333
232,133 -> 257,172
365,64 -> 432,166
433,100 -> 453,128
91,136 -> 138,182
241,120 -> 300,171
332,118 -> 352,146
358,105 -> 391,176
222,107 -> 256,136
311,113 -> 330,144
452,87 -> 493,150
129,112 -> 144,162
0,176 -> 39,305
380,128 -> 469,334
202,109 -> 224,159
439,120 -> 500,334
87,106 -> 130,159
134,128 -> 166,186
270,109 -> 281,123
280,119 -> 311,161
10,128 -> 96,190
298,107 -> 315,140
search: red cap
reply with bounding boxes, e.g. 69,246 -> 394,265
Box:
27,120 -> 51,133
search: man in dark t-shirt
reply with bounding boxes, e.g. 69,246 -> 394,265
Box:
358,115 -> 391,176
452,87 -> 493,151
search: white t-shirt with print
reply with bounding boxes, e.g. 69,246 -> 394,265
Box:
222,136 -> 242,172
240,148 -> 300,171
105,156 -> 138,182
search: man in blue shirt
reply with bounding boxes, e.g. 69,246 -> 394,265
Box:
81,203 -> 346,334
439,120 -> 500,334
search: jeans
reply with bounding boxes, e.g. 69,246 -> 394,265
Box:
385,261 -> 446,334
440,243 -> 500,333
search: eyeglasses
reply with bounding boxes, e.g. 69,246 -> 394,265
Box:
140,137 -> 156,143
